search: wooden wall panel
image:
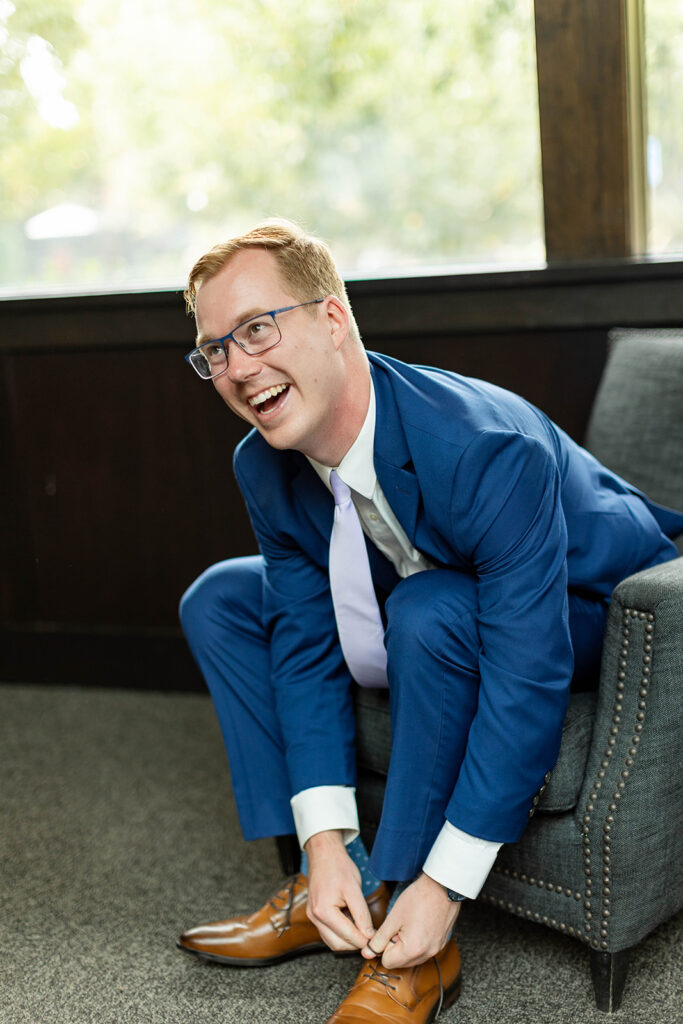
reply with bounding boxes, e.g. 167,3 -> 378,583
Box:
2,347 -> 248,626
1,260 -> 682,686
0,327 -> 607,629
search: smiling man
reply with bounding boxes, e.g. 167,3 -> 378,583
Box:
176,220 -> 683,1023
192,245 -> 370,465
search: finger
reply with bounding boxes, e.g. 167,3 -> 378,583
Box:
318,906 -> 370,950
313,909 -> 362,952
381,934 -> 420,970
362,932 -> 398,959
344,887 -> 375,940
361,913 -> 398,959
381,910 -> 460,970
315,918 -> 360,953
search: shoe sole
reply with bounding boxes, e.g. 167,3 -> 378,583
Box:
176,939 -> 330,968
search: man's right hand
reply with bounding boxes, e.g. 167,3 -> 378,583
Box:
304,829 -> 376,952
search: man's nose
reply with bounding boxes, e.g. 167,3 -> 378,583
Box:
226,341 -> 261,382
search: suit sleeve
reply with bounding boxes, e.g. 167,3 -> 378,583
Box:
445,430 -> 572,842
234,458 -> 357,799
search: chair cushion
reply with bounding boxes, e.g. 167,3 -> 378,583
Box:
354,688 -> 597,815
538,691 -> 596,812
354,686 -> 393,776
585,328 -> 683,530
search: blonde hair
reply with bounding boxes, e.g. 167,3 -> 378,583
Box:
185,218 -> 360,342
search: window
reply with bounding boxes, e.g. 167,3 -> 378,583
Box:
0,0 -> 543,293
645,0 -> 683,255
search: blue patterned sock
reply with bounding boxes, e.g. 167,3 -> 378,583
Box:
347,835 -> 383,896
299,836 -> 382,897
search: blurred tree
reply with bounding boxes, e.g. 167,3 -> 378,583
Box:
645,0 -> 683,254
1,0 -> 544,289
0,1 -> 91,206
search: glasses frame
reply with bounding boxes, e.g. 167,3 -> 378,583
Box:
185,297 -> 325,379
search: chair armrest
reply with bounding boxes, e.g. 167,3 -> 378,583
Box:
575,557 -> 683,949
611,553 -> 683,611
580,555 -> 683,809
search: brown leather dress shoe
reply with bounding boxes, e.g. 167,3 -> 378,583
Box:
177,873 -> 390,967
325,937 -> 461,1023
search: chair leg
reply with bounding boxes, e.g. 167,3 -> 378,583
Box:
275,833 -> 301,876
590,948 -> 632,1012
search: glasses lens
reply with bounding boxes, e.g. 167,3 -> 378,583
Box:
234,313 -> 280,353
190,343 -> 226,379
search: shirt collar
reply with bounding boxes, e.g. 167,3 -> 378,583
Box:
306,378 -> 377,499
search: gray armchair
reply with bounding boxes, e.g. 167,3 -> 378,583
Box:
352,329 -> 683,1012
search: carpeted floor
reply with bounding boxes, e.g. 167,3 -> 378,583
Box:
0,683 -> 680,1024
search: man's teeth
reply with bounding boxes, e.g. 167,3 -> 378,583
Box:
249,384 -> 288,407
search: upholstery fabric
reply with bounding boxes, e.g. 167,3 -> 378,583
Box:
483,557 -> 683,954
536,692 -> 597,812
354,688 -> 597,818
585,328 -> 683,552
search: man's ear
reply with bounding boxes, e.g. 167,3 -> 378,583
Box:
325,295 -> 350,350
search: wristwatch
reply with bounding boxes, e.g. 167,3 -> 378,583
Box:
445,888 -> 467,902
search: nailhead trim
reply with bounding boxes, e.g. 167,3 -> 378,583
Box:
485,607 -> 655,949
478,891 -> 592,943
486,866 -> 585,940
580,606 -> 654,950
527,769 -> 552,819
491,864 -> 582,902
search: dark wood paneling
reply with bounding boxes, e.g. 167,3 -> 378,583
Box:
0,326 -> 608,630
2,346 -> 251,627
0,354 -> 37,620
0,625 -> 203,690
2,260 -> 682,685
4,259 -> 683,352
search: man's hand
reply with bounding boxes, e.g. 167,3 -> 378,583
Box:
361,873 -> 461,969
304,829 -> 375,952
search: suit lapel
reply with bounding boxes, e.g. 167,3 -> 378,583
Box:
289,364 -> 425,559
371,364 -> 421,544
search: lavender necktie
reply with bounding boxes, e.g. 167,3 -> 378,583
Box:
328,470 -> 389,688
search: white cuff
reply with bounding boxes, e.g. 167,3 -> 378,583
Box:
290,785 -> 360,850
422,821 -> 502,899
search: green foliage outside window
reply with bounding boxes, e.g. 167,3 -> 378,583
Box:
0,0 -> 543,291
645,0 -> 683,255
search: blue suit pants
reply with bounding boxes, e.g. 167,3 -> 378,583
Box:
180,556 -> 607,881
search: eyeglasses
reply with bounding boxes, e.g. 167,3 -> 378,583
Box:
185,298 -> 325,380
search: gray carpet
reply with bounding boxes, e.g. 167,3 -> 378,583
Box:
0,683 -> 680,1024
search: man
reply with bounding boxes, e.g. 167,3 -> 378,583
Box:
176,220 -> 682,1023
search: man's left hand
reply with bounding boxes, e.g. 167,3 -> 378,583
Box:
361,873 -> 462,969
305,829 -> 375,952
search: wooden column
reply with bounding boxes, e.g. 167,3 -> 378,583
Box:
534,0 -> 647,261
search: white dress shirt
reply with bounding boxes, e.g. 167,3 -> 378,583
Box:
290,379 -> 501,898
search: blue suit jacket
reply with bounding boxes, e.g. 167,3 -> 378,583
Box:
233,353 -> 682,842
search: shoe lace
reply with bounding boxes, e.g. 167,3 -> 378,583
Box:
268,875 -> 299,936
434,956 -> 444,1018
364,957 -> 445,1018
363,962 -> 402,991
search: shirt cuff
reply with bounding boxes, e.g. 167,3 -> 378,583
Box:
290,785 -> 360,850
422,821 -> 502,899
